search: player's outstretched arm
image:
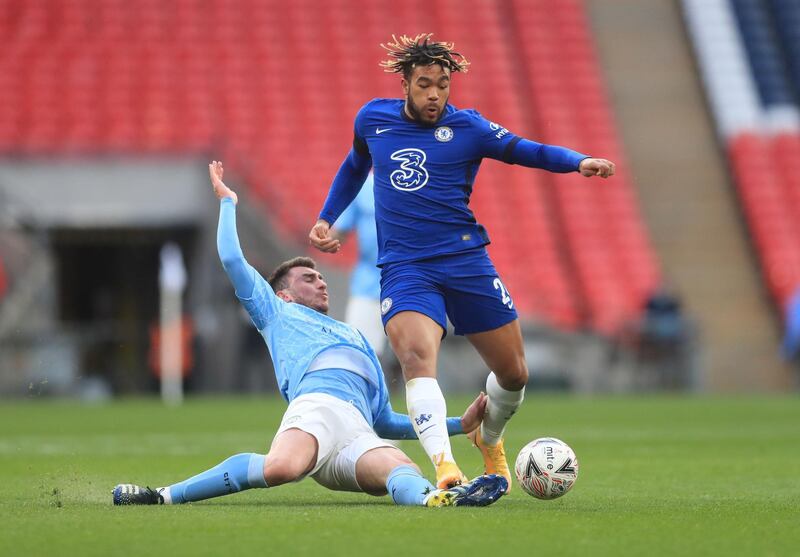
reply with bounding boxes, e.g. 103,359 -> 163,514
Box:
578,157 -> 615,178
212,161 -> 281,330
483,125 -> 614,178
372,392 -> 487,440
211,161 -> 257,298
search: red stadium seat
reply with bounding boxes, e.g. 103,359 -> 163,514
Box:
727,132 -> 800,307
0,0 -> 661,332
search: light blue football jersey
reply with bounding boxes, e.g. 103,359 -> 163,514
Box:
217,198 -> 389,425
237,275 -> 386,410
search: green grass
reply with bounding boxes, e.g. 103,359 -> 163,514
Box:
1,395 -> 798,556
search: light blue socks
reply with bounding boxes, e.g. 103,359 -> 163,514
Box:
161,456 -> 432,506
386,465 -> 436,506
162,453 -> 267,504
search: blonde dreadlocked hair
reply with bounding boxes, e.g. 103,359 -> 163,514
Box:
380,33 -> 470,79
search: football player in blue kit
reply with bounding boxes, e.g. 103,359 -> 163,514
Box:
111,161 -> 507,508
309,34 -> 615,491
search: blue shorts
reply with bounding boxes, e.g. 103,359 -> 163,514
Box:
379,248 -> 518,336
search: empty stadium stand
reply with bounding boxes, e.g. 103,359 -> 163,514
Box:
0,0 -> 660,333
685,0 -> 800,317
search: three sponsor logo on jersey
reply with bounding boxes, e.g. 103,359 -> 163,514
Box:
389,148 -> 428,191
381,122 -> 506,191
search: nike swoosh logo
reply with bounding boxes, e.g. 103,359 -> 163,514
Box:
376,127 -> 392,134
418,424 -> 436,435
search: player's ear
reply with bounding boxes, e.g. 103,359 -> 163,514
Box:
276,290 -> 293,303
401,78 -> 409,95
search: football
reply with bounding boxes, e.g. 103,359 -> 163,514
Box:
514,437 -> 579,500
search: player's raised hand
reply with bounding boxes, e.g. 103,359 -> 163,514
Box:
460,391 -> 488,434
309,219 -> 341,253
209,160 -> 238,204
578,158 -> 615,179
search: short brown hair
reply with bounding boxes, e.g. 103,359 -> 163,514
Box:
268,256 -> 317,291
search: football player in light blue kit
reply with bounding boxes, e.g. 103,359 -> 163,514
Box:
332,174 -> 387,357
112,161 -> 507,508
309,34 -> 615,491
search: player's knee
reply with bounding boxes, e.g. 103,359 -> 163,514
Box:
496,358 -> 529,391
395,336 -> 437,380
263,455 -> 306,486
394,345 -> 436,378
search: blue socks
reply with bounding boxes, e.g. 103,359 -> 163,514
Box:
386,465 -> 436,506
160,456 -> 432,506
163,453 -> 267,504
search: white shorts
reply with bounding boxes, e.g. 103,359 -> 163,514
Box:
345,296 -> 387,357
275,393 -> 394,492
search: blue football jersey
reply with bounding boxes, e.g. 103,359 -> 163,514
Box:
355,99 -> 519,265
319,98 -> 586,266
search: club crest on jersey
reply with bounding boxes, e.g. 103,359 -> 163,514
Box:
435,126 -> 454,142
381,298 -> 393,315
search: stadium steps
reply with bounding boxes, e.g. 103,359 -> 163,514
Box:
587,0 -> 789,390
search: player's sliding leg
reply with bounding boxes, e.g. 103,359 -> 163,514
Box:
160,452 -> 268,504
384,464 -> 508,507
356,446 -> 506,507
356,445 -> 435,505
466,320 -> 529,493
386,311 -> 466,489
113,429 -> 317,505
423,474 -> 509,507
113,453 -> 266,505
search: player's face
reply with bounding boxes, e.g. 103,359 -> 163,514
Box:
402,63 -> 450,125
282,266 -> 329,314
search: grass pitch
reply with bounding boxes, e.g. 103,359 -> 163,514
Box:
1,395 -> 798,556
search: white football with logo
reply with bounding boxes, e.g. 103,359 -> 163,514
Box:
514,437 -> 579,500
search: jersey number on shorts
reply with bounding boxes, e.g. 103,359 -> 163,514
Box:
390,148 -> 429,192
493,278 -> 514,309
